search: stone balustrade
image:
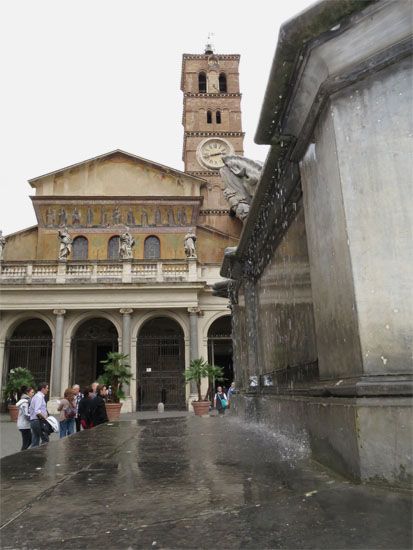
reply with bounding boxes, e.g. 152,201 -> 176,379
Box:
0,259 -> 199,284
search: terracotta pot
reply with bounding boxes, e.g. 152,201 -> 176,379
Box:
192,400 -> 210,417
105,402 -> 123,421
8,404 -> 19,422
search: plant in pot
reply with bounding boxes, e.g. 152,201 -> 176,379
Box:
99,352 -> 133,421
3,367 -> 36,421
184,358 -> 224,416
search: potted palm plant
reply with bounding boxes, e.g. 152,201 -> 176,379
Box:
99,352 -> 133,421
184,358 -> 224,416
3,367 -> 36,421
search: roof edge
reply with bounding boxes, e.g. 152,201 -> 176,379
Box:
28,149 -> 207,186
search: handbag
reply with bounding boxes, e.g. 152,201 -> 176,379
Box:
218,395 -> 228,409
64,406 -> 77,419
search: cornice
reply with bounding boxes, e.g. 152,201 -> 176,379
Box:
184,93 -> 241,98
182,54 -> 240,60
184,131 -> 244,138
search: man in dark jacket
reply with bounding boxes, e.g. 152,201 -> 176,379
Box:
91,384 -> 108,426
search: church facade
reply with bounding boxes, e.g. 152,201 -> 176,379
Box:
0,45 -> 244,411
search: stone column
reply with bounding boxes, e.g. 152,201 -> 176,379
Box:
120,308 -> 133,397
51,309 -> 66,397
188,307 -> 200,395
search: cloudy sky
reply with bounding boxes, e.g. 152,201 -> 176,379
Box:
0,0 -> 314,235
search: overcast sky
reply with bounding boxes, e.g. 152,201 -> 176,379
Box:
0,0 -> 314,235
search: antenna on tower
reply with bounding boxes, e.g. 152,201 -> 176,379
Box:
205,32 -> 215,54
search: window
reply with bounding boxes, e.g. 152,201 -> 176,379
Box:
72,236 -> 88,260
207,110 -> 212,124
219,73 -> 227,93
144,236 -> 160,259
108,236 -> 120,260
216,110 -> 221,124
198,72 -> 207,93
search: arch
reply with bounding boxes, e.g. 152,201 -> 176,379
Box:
219,73 -> 227,93
108,235 -> 120,260
132,310 -> 189,342
216,110 -> 221,124
72,236 -> 88,260
65,310 -> 121,342
4,318 -> 53,387
198,72 -> 207,93
207,314 -> 233,387
144,236 -> 160,259
71,317 -> 119,387
207,110 -> 212,124
137,316 -> 186,410
1,312 -> 55,341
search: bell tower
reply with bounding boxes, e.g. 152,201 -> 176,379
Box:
181,41 -> 244,235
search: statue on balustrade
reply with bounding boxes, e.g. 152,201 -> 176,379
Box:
127,209 -> 135,226
58,228 -> 73,260
219,155 -> 263,222
155,208 -> 162,226
119,231 -> 135,260
184,230 -> 197,258
0,231 -> 6,261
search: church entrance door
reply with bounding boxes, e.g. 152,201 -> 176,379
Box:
137,317 -> 185,410
71,318 -> 118,388
207,316 -> 233,389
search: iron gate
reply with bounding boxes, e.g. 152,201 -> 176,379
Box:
5,337 -> 52,385
137,335 -> 185,410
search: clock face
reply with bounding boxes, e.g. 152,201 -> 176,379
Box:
197,138 -> 234,170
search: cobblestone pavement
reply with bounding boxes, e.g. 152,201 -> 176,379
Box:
1,414 -> 411,549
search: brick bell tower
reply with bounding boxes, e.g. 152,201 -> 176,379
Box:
181,39 -> 244,237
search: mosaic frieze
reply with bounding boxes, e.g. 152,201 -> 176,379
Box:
39,204 -> 196,229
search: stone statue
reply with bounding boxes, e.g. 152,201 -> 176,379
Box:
119,231 -> 135,260
58,228 -> 73,260
223,187 -> 250,221
219,155 -> 263,222
0,231 -> 6,261
184,230 -> 197,258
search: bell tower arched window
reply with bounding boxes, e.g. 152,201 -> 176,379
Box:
216,110 -> 221,124
207,110 -> 212,124
108,236 -> 120,260
198,72 -> 207,93
72,236 -> 88,260
219,73 -> 227,92
144,236 -> 160,259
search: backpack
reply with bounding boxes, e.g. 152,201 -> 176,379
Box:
64,405 -> 77,419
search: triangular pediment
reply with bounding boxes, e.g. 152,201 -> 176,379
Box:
29,150 -> 206,198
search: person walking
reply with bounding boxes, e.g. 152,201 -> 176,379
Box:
227,382 -> 237,406
29,382 -> 50,447
72,384 -> 82,432
91,384 -> 108,426
78,387 -> 94,429
214,386 -> 228,416
16,386 -> 34,450
57,388 -> 76,438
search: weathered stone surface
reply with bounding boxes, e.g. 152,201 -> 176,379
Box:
1,417 -> 411,549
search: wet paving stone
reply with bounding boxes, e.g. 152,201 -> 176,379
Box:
0,416 -> 411,549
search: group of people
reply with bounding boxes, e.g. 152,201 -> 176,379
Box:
213,382 -> 236,416
16,381 -> 110,450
